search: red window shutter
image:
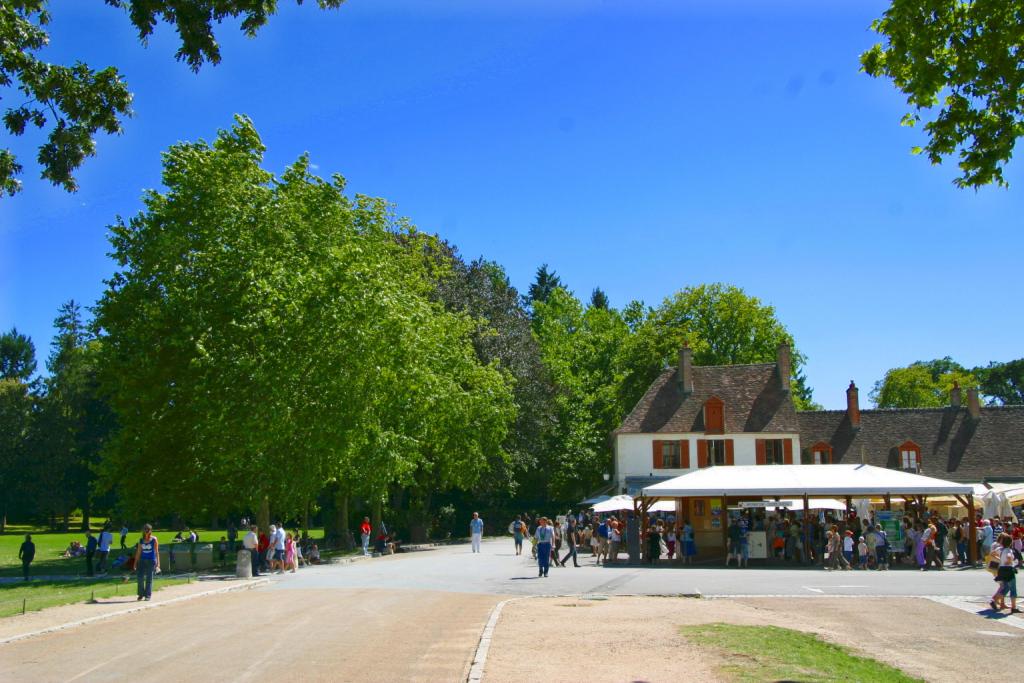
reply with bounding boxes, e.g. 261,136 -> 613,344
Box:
725,439 -> 734,466
680,440 -> 691,469
755,439 -> 766,465
783,439 -> 794,464
697,439 -> 708,468
652,440 -> 663,469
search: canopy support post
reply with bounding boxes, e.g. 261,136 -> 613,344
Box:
967,493 -> 977,565
884,494 -> 891,511
802,493 -> 810,565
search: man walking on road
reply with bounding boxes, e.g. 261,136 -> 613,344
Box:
243,524 -> 260,577
470,512 -> 484,553
561,518 -> 580,567
360,517 -> 372,556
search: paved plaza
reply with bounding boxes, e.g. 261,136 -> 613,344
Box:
0,538 -> 1019,682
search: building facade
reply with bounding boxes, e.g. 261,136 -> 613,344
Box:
613,344 -> 1024,495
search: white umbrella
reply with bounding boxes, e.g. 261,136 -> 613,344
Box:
592,494 -> 635,513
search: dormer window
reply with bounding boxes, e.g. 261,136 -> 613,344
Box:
899,440 -> 921,473
802,442 -> 833,464
704,396 -> 724,434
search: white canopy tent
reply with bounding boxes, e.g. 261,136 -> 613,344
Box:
642,464 -> 974,498
591,494 -> 674,514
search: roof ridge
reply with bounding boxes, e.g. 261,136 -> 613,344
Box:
694,361 -> 776,370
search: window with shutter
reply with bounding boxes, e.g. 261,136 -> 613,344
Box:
898,440 -> 921,473
803,441 -> 833,464
652,440 -> 663,469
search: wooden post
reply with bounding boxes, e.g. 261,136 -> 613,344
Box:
884,494 -> 892,511
803,494 -> 810,564
845,496 -> 852,521
967,494 -> 977,564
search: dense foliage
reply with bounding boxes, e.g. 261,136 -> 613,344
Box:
862,0 -> 1024,188
871,356 -> 1024,408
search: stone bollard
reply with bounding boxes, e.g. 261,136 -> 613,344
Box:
235,549 -> 252,579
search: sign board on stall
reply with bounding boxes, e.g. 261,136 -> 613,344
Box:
740,501 -> 793,509
875,510 -> 903,544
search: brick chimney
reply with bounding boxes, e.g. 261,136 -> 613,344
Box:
950,381 -> 962,409
846,381 -> 861,429
678,343 -> 693,395
967,387 -> 981,419
776,343 -> 791,393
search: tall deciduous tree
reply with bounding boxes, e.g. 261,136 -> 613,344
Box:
532,287 -> 631,501
870,357 -> 977,408
975,359 -> 1024,405
862,0 -> 1024,188
0,376 -> 33,530
615,283 -> 811,415
96,116 -> 514,525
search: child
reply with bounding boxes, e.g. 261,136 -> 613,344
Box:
857,536 -> 869,570
843,530 -> 855,566
218,537 -> 228,563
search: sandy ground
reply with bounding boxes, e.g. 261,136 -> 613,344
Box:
484,596 -> 1023,683
0,587 -> 499,682
0,577 -> 264,642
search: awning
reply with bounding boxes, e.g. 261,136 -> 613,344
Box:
642,464 -> 974,498
591,495 -> 675,514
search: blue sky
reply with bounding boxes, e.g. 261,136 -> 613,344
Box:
1,0 -> 1021,408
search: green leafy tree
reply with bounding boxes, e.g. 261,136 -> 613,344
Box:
96,117 -> 514,528
30,301 -> 114,530
1,1 -> 344,196
0,376 -> 33,530
532,287 -> 631,501
862,0 -> 1024,188
615,283 -> 808,416
974,359 -> 1024,405
0,327 -> 37,380
870,358 -> 977,408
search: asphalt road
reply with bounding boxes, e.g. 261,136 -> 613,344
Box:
0,537 -> 1000,682
280,537 -> 991,598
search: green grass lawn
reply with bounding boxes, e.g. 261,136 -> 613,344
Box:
682,623 -> 923,683
0,577 -> 189,618
0,526 -> 327,578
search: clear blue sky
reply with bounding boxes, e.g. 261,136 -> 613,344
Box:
1,0 -> 1020,408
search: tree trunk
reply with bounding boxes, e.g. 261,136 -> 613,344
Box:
211,515 -> 219,531
302,501 -> 310,538
258,497 -> 270,533
81,502 -> 91,531
62,508 -> 70,533
372,497 -> 382,539
340,494 -> 353,549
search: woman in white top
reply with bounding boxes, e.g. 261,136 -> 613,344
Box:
990,533 -> 1020,613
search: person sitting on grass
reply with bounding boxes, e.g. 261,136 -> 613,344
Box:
308,544 -> 321,564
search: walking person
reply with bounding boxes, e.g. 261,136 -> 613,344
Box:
510,515 -> 525,556
608,520 -> 622,564
990,533 -> 1021,613
560,518 -> 580,567
96,524 -> 113,574
535,517 -> 553,577
84,530 -> 97,577
272,522 -> 286,573
18,534 -> 35,581
360,517 -> 371,557
470,512 -> 484,553
827,527 -> 851,570
243,523 -> 260,577
551,520 -> 563,567
133,524 -> 160,601
120,523 -> 129,550
285,532 -> 297,573
595,518 -> 609,565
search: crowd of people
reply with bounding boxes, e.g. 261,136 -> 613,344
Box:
497,508 -> 1021,610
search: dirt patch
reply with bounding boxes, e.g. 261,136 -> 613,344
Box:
484,596 -> 1021,683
